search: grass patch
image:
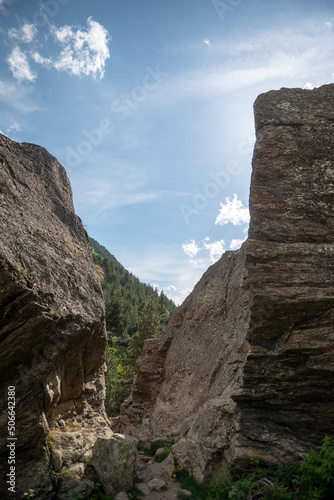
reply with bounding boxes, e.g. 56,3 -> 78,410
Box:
171,436 -> 334,500
171,464 -> 207,500
142,436 -> 175,458
155,443 -> 173,463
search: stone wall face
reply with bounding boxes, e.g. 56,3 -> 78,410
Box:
0,134 -> 110,499
116,245 -> 251,482
117,84 -> 334,482
236,84 -> 334,468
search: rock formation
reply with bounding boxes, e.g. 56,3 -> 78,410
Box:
115,84 -> 334,482
0,134 -> 136,499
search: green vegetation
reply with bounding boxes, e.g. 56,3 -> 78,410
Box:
89,237 -> 177,416
155,444 -> 173,463
171,436 -> 334,500
69,482 -> 143,500
23,490 -> 35,499
141,436 -> 175,462
24,437 -> 334,499
68,483 -> 112,500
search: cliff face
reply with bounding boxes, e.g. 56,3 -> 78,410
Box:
0,134 -> 111,499
116,84 -> 334,482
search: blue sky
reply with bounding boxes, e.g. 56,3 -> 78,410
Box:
0,0 -> 333,304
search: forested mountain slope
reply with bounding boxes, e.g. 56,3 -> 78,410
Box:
89,237 -> 176,338
89,237 -> 177,416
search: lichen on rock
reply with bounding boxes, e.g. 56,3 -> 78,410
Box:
91,434 -> 138,495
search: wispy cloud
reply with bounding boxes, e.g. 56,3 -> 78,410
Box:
154,22 -> 334,109
9,23 -> 37,43
0,79 -> 41,112
32,52 -> 53,67
0,121 -> 21,140
71,156 -> 159,222
203,38 -> 211,47
6,121 -> 21,133
215,194 -> 250,226
7,46 -> 36,83
0,0 -> 12,12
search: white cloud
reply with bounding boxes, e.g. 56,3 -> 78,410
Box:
9,24 -> 37,43
303,81 -> 330,90
32,52 -> 53,67
6,18 -> 110,82
203,239 -> 225,262
6,122 -> 21,134
182,237 -> 225,264
7,46 -> 36,83
303,82 -> 316,90
229,238 -> 247,250
325,22 -> 333,30
203,38 -> 211,47
215,194 -> 250,226
0,122 -> 21,140
182,239 -> 200,258
48,17 -> 110,79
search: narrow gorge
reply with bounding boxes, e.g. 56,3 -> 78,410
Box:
0,83 -> 333,498
116,83 -> 334,482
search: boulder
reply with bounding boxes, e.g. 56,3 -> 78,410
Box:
114,493 -> 130,500
136,482 -> 151,495
180,490 -> 192,498
147,478 -> 167,491
0,134 -> 110,498
91,434 -> 137,495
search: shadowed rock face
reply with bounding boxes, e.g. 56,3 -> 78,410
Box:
116,84 -> 334,482
0,134 -> 109,498
236,84 -> 334,471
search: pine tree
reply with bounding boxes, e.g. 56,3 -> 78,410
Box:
128,297 -> 161,360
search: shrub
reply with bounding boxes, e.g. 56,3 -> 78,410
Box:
294,435 -> 334,499
171,436 -> 334,500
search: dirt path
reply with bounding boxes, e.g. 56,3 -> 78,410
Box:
134,450 -> 187,499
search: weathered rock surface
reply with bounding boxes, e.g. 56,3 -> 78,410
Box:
0,134 -> 115,498
91,434 -> 137,495
116,84 -> 334,482
135,452 -> 180,499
